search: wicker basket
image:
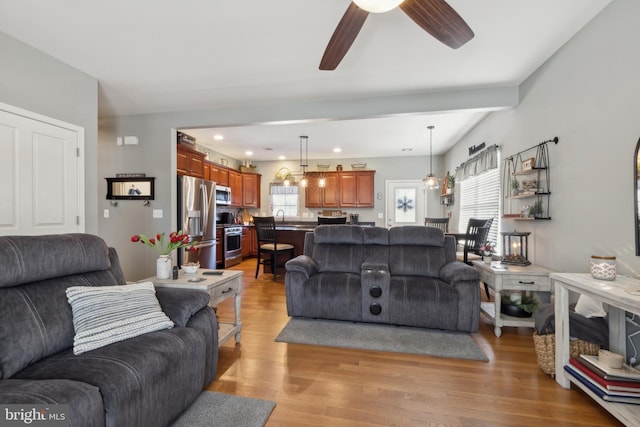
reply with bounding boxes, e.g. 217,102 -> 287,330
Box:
533,331 -> 600,377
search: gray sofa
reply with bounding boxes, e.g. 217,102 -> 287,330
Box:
285,225 -> 481,332
0,234 -> 218,427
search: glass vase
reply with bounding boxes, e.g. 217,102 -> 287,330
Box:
156,255 -> 172,279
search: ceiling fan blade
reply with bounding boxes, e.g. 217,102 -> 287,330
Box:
399,0 -> 474,49
319,3 -> 369,70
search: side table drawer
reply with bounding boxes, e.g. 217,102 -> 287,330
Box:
209,280 -> 241,306
502,275 -> 551,291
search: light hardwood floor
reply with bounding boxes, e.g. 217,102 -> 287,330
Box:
207,259 -> 620,426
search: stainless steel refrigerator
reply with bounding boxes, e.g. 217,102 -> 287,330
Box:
177,175 -> 216,268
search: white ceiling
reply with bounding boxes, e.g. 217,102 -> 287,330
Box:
0,0 -> 611,160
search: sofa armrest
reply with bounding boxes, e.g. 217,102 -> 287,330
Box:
155,288 -> 210,327
285,255 -> 318,279
439,261 -> 479,284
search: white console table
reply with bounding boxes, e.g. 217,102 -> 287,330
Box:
552,272 -> 640,427
144,269 -> 243,347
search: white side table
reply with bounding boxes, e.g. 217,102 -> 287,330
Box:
473,260 -> 552,337
144,269 -> 243,347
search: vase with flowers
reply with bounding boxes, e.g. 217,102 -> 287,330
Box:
478,241 -> 494,264
131,231 -> 197,279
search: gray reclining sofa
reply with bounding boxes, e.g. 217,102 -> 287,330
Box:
285,225 -> 481,332
0,233 -> 218,427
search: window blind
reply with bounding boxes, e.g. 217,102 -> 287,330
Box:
459,167 -> 501,254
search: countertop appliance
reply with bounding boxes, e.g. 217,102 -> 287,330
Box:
177,175 -> 216,268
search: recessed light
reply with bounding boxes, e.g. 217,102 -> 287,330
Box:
213,134 -> 224,141
333,148 -> 342,153
402,148 -> 412,152
278,155 -> 286,160
245,151 -> 253,156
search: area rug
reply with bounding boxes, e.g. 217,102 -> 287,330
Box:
275,317 -> 488,362
171,391 -> 276,427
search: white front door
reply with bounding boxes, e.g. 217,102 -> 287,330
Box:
385,180 -> 426,228
0,104 -> 84,235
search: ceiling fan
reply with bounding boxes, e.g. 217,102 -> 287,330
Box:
319,0 -> 474,70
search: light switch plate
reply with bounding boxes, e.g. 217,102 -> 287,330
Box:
153,209 -> 163,219
103,209 -> 109,218
377,212 -> 383,219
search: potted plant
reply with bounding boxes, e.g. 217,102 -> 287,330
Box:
510,178 -> 520,196
479,241 -> 494,264
446,175 -> 455,194
529,200 -> 544,218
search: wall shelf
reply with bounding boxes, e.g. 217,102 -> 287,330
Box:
502,137 -> 558,220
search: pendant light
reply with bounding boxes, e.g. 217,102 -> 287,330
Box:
299,135 -> 309,187
423,125 -> 440,190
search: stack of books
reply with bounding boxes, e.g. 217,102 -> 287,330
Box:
564,355 -> 640,404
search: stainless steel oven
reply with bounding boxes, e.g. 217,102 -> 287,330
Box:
223,226 -> 242,268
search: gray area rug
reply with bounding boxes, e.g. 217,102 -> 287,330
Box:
275,317 -> 488,362
171,391 -> 276,427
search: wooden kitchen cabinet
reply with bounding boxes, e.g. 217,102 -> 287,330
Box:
339,171 -> 374,207
305,172 -> 340,208
209,162 -> 229,186
241,226 -> 258,258
228,170 -> 243,207
177,145 -> 205,178
242,172 -> 261,208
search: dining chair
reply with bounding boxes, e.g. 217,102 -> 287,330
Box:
456,218 -> 493,298
424,217 -> 450,233
253,216 -> 295,280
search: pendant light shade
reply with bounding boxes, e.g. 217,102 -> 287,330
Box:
423,125 -> 440,190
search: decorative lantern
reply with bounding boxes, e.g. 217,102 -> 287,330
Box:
501,231 -> 531,266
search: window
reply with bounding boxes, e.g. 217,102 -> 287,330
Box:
459,167 -> 501,254
270,183 -> 299,217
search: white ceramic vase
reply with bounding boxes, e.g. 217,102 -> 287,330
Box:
156,255 -> 172,279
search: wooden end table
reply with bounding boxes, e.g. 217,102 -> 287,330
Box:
144,269 -> 243,347
472,260 -> 552,337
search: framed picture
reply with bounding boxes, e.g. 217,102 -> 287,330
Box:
522,157 -> 535,171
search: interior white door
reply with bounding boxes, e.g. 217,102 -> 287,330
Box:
0,105 -> 84,235
385,180 -> 426,228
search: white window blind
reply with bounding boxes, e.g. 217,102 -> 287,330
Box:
269,183 -> 299,217
459,167 -> 501,254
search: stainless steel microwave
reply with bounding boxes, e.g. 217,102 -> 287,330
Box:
215,185 -> 231,205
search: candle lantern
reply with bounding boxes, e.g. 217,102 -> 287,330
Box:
501,231 -> 531,266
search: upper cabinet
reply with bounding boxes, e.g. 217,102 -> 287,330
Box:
502,138 -> 558,220
208,161 -> 229,187
339,171 -> 374,207
242,173 -> 261,208
305,171 -> 375,208
228,170 -> 243,207
177,145 -> 205,178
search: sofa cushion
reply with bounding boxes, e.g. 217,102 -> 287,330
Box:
0,270 -> 123,379
290,272 -> 362,321
0,234 -> 111,289
66,282 -> 174,355
13,327 -> 206,427
389,276 -> 459,329
313,225 -> 363,244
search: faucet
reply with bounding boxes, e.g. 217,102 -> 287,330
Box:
276,209 -> 285,223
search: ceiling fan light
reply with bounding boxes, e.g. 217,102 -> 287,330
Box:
353,0 -> 404,13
